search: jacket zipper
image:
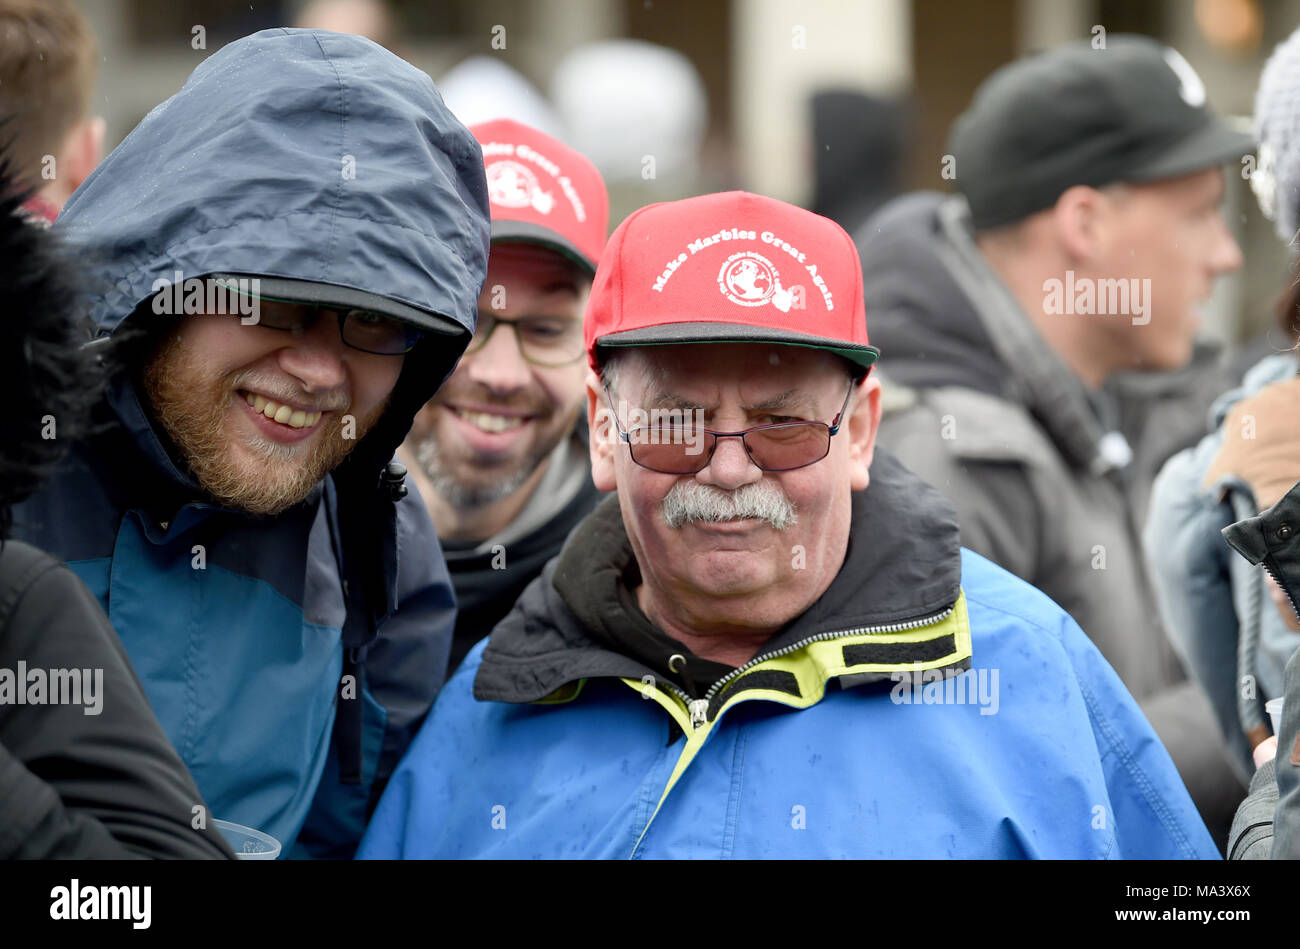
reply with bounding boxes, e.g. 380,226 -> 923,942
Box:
664,605 -> 957,730
628,603 -> 960,858
1261,557 -> 1300,627
654,681 -> 708,730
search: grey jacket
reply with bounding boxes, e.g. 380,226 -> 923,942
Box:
1223,480 -> 1300,858
860,192 -> 1233,698
858,192 -> 1242,834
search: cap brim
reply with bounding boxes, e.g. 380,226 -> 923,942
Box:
490,220 -> 598,274
208,274 -> 467,337
1126,119 -> 1254,182
596,322 -> 880,372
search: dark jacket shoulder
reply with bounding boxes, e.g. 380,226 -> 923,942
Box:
0,540 -> 233,858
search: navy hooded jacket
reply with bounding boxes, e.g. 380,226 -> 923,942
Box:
12,28 -> 490,857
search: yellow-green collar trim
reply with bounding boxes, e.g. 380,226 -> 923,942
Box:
619,592 -> 972,856
693,591 -> 973,722
535,592 -> 973,713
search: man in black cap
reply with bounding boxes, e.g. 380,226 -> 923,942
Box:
857,34 -> 1251,850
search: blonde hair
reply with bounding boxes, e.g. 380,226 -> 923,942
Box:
0,0 -> 98,189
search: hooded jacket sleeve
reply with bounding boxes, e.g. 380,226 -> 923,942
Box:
0,543 -> 234,859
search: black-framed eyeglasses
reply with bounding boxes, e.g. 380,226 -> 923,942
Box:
466,310 -> 585,367
604,375 -> 862,475
235,291 -> 422,355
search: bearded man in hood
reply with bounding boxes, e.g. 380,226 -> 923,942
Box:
11,28 -> 490,858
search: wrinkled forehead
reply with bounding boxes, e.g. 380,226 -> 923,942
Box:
617,343 -> 848,409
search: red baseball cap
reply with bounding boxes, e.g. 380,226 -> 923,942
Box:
585,190 -> 878,373
470,118 -> 609,274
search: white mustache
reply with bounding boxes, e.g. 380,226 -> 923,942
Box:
661,480 -> 797,530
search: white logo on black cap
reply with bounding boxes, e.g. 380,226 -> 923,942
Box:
1162,47 -> 1206,108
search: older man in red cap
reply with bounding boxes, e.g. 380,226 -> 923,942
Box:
362,191 -> 1215,859
400,119 -> 609,671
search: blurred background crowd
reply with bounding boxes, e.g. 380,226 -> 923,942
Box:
41,0 -> 1299,358
7,0 -> 1300,862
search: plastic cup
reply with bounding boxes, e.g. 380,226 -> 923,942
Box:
213,819 -> 281,860
1267,698 -> 1285,738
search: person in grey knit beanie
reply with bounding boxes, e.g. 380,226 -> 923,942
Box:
1253,27 -> 1300,244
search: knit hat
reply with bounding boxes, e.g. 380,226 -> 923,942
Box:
1253,27 -> 1300,242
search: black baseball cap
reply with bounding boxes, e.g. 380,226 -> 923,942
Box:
950,34 -> 1254,231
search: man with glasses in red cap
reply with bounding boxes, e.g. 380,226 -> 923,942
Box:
400,119 -> 609,672
359,191 -> 1215,859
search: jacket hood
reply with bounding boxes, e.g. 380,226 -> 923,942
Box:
856,191 -> 1007,396
474,446 -> 964,704
57,27 -> 491,481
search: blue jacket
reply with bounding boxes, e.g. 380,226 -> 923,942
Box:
1144,352 -> 1300,782
12,29 -> 490,857
358,450 -> 1217,859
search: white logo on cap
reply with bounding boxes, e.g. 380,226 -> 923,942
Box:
718,252 -> 794,312
1162,47 -> 1206,108
486,160 -> 555,215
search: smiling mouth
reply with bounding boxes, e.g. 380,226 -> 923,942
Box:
450,406 -> 532,433
240,390 -> 323,429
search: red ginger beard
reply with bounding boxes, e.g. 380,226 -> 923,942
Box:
141,328 -> 391,516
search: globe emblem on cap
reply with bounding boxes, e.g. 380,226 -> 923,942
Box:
486,159 -> 555,214
718,251 -> 794,312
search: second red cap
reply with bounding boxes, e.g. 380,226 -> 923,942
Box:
470,118 -> 609,273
